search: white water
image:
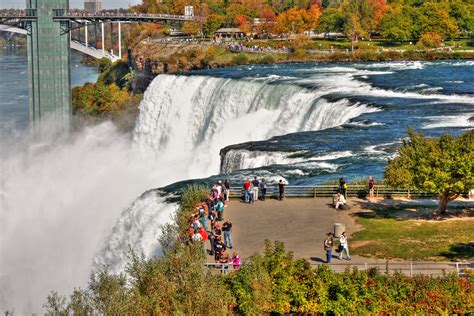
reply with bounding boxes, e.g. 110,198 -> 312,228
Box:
134,75 -> 379,178
1,73 -> 378,314
221,149 -> 352,174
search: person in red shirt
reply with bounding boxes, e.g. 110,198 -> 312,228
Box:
243,180 -> 251,203
198,226 -> 208,241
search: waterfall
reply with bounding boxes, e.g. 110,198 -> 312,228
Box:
133,74 -> 379,178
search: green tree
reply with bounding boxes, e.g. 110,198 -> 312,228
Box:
317,7 -> 344,37
380,4 -> 413,42
342,0 -> 374,50
203,14 -> 225,36
419,2 -> 460,40
385,129 -> 474,214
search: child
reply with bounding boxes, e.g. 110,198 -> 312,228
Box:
231,252 -> 241,270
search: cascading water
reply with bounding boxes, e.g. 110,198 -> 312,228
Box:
133,74 -> 378,178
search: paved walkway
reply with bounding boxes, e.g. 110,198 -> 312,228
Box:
223,197 -> 358,263
213,197 -> 472,275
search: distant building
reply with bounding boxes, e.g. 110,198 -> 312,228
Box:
84,0 -> 102,13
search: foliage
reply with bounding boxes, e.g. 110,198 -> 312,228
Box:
417,32 -> 443,48
385,128 -> 474,213
232,53 -> 250,65
72,59 -> 142,119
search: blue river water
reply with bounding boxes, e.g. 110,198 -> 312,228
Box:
0,48 -> 99,130
178,60 -> 474,186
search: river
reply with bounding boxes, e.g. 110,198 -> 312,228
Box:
0,50 -> 473,314
0,48 -> 99,131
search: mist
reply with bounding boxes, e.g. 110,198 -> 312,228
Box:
0,121 -> 175,314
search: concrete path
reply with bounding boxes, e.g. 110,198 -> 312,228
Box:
222,198 -> 360,262
212,197 -> 472,275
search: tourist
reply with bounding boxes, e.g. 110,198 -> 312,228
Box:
259,178 -> 267,201
231,252 -> 241,270
214,222 -> 222,237
216,180 -> 223,196
252,177 -> 260,202
339,177 -> 348,199
219,251 -> 230,274
324,232 -> 334,263
214,236 -> 226,261
215,198 -> 225,221
243,179 -> 251,203
222,219 -> 233,249
278,179 -> 286,200
368,176 -> 376,201
338,231 -> 351,260
335,192 -> 347,209
224,179 -> 230,201
248,184 -> 255,204
208,209 -> 217,231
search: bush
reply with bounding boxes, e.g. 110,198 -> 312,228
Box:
417,32 -> 443,49
260,55 -> 276,64
232,53 -> 249,65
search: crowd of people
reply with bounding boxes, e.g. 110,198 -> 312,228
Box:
187,179 -> 240,273
241,178 -> 287,202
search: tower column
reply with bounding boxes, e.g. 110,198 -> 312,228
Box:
26,0 -> 71,132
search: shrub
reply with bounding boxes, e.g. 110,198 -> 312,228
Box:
417,32 -> 443,49
260,55 -> 275,64
232,53 -> 249,65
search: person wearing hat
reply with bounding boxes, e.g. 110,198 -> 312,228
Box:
324,232 -> 334,263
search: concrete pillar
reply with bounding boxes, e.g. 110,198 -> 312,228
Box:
118,21 -> 122,59
85,22 -> 88,48
101,22 -> 105,56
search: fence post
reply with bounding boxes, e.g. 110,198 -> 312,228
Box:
314,187 -> 316,198
365,262 -> 368,271
410,262 -> 413,277
407,189 -> 410,199
456,262 -> 459,275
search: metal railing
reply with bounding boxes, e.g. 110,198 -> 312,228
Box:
204,261 -> 472,276
228,185 -> 441,199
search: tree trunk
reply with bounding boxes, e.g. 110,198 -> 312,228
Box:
438,192 -> 450,214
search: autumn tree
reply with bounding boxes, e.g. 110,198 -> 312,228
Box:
306,4 -> 322,30
385,129 -> 474,215
203,14 -> 225,36
182,21 -> 201,37
419,2 -> 459,40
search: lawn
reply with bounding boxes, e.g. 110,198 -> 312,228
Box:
351,217 -> 474,261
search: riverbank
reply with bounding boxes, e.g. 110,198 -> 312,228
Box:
131,41 -> 474,78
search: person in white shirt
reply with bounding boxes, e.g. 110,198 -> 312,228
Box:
338,231 -> 351,260
335,192 -> 347,209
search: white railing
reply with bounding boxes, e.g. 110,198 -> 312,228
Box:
204,261 -> 472,276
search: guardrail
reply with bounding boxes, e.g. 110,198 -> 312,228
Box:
204,261 -> 472,276
228,185 -> 441,199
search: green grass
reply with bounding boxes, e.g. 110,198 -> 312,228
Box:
351,217 -> 474,261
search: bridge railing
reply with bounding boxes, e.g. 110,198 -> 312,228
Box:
228,185 -> 441,199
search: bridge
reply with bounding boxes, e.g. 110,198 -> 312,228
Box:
0,3 -> 198,132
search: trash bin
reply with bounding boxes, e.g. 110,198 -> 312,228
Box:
334,223 -> 345,238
